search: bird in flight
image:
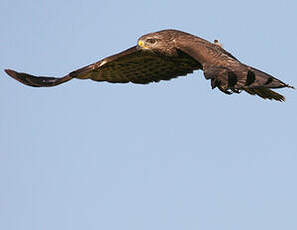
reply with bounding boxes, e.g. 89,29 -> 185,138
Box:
4,29 -> 294,101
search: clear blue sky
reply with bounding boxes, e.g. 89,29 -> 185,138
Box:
1,0 -> 296,229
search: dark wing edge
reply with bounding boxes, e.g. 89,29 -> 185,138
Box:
3,46 -> 138,87
244,87 -> 287,102
4,69 -> 72,87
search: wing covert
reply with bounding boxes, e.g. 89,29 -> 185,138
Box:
70,46 -> 201,84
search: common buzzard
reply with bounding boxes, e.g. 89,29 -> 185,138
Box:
4,29 -> 294,101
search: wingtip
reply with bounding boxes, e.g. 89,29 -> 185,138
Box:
4,69 -> 25,83
287,84 -> 295,90
276,96 -> 286,102
4,69 -> 18,78
4,68 -> 36,86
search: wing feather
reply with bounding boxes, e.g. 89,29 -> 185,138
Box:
5,46 -> 201,87
176,34 -> 294,101
72,46 -> 201,84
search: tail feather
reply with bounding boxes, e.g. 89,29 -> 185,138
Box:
4,69 -> 72,87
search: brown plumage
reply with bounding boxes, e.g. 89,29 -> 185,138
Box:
4,29 -> 294,101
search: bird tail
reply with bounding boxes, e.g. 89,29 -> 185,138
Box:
4,69 -> 72,87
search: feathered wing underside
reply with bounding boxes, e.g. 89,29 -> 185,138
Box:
70,47 -> 201,84
5,46 -> 201,87
177,38 -> 294,102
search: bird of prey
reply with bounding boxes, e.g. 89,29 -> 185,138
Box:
4,29 -> 294,101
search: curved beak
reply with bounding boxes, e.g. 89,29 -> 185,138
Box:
138,40 -> 144,48
137,40 -> 149,50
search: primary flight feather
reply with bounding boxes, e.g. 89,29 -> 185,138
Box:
4,29 -> 294,101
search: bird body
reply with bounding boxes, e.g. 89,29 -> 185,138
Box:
4,29 -> 293,101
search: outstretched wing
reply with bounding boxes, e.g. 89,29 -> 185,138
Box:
5,46 -> 201,87
203,63 -> 294,102
176,35 -> 294,101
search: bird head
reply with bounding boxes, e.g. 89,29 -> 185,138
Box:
137,34 -> 162,50
137,30 -> 178,56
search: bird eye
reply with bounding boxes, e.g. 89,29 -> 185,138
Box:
146,38 -> 157,44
